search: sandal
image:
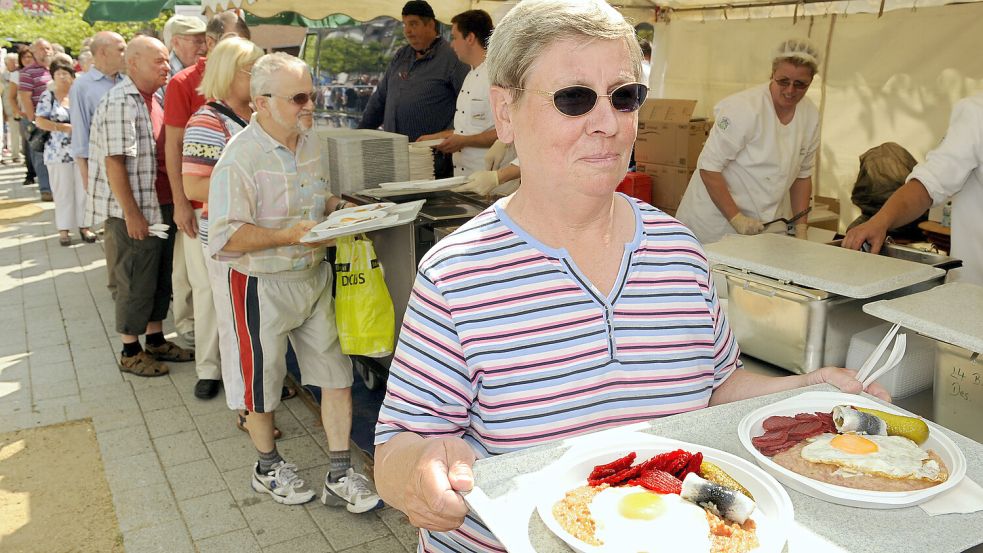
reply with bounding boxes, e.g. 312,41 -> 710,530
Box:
80,227 -> 97,243
145,340 -> 195,362
119,351 -> 169,377
59,233 -> 71,247
236,410 -> 282,440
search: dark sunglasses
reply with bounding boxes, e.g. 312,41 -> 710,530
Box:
262,91 -> 316,106
513,82 -> 649,117
773,77 -> 811,91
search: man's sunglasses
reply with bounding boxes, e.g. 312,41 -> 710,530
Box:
773,78 -> 811,91
512,82 -> 648,117
262,91 -> 316,106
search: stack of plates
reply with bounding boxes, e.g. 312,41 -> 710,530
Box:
315,129 -> 409,196
409,140 -> 438,181
363,176 -> 469,198
300,200 -> 426,243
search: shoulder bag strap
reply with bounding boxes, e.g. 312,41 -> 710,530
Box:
205,101 -> 249,128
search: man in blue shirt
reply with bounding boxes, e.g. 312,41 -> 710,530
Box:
70,31 -> 125,192
358,0 -> 468,175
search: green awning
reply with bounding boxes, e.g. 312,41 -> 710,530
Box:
83,0 -> 358,27
244,13 -> 356,28
82,0 -> 200,23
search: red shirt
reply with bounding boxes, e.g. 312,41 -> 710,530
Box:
163,57 -> 206,128
140,90 -> 173,206
164,57 -> 207,208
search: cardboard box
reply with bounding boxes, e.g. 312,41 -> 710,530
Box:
636,162 -> 692,213
635,99 -> 711,169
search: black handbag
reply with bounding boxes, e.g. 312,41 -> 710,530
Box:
27,122 -> 50,153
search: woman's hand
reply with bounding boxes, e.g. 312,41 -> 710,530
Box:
399,437 -> 476,532
806,366 -> 892,403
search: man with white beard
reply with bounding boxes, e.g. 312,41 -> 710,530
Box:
206,53 -> 382,512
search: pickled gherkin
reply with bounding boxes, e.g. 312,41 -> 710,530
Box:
698,460 -> 754,501
853,406 -> 930,445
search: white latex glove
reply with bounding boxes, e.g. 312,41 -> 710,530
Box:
729,213 -> 765,235
453,170 -> 499,195
794,223 -> 809,239
483,140 -> 508,171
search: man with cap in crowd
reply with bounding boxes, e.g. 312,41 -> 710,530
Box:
163,11 -> 250,400
416,9 -> 497,178
358,0 -> 468,176
159,13 -> 206,349
163,15 -> 207,85
70,31 -> 126,193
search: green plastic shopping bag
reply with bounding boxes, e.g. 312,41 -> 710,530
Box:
334,234 -> 395,357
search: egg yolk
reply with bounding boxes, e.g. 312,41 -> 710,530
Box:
618,491 -> 666,520
830,433 -> 879,454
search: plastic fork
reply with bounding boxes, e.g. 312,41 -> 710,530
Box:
855,323 -> 901,383
862,333 -> 907,390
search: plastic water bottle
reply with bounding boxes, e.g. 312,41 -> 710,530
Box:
941,202 -> 951,228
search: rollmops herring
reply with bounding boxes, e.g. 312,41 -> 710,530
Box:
833,405 -> 887,436
680,472 -> 756,524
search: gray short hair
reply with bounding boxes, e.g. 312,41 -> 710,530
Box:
486,0 -> 642,101
250,52 -> 309,98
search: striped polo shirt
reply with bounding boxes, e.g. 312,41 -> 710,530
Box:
375,195 -> 742,552
18,63 -> 51,107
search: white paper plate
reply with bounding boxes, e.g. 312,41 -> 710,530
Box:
737,390 -> 966,509
535,434 -> 793,553
301,214 -> 400,243
314,209 -> 388,232
329,202 -> 395,219
412,138 -> 444,148
376,176 -> 469,191
300,200 -> 425,243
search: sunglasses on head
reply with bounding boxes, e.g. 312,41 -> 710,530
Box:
773,77 -> 811,91
262,91 -> 316,106
513,82 -> 648,117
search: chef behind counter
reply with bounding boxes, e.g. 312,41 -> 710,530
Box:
844,93 -> 983,287
676,39 -> 821,245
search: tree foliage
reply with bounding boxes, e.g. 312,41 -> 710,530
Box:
317,37 -> 388,76
0,0 -> 168,55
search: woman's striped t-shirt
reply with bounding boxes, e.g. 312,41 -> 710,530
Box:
375,195 -> 742,552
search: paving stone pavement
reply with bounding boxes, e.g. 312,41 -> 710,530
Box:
0,162 -> 419,553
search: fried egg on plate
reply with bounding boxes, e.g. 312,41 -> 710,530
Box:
800,433 -> 944,482
589,485 -> 711,551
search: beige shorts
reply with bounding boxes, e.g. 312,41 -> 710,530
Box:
220,262 -> 353,413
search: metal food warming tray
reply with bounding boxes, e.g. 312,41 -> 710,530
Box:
706,235 -> 949,374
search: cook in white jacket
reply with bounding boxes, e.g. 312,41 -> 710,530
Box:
676,39 -> 821,244
418,11 -> 498,177
844,93 -> 983,286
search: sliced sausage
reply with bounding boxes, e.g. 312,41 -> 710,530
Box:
763,416 -> 800,431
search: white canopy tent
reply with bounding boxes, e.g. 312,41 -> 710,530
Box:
202,0 -> 983,230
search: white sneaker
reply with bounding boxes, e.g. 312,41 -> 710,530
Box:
251,461 -> 315,505
321,468 -> 383,513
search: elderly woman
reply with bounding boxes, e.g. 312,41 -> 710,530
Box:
35,59 -> 94,245
373,1 -> 888,551
676,39 -> 822,244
